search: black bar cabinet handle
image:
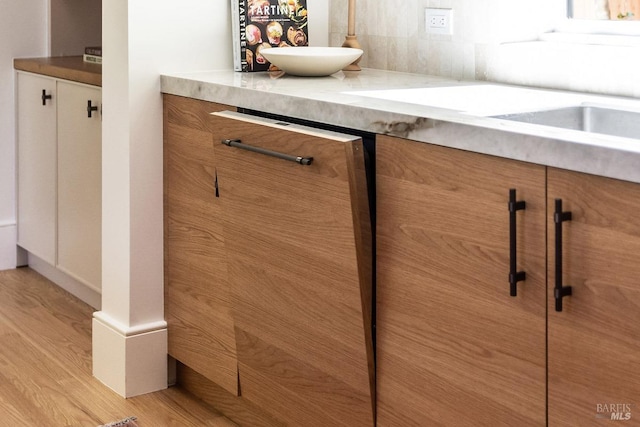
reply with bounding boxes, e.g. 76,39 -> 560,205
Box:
41,89 -> 52,106
508,189 -> 526,296
554,198 -> 573,312
221,139 -> 313,165
214,168 -> 220,198
87,100 -> 99,118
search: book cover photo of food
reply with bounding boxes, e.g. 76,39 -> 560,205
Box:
231,0 -> 308,72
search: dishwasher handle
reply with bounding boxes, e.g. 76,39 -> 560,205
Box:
221,139 -> 313,165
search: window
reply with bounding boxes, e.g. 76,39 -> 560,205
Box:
569,0 -> 639,21
561,0 -> 640,38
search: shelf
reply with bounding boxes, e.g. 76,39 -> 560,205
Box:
14,56 -> 101,87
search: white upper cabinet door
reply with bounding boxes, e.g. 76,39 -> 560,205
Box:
17,72 -> 57,265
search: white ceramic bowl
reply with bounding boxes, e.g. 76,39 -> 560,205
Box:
260,47 -> 363,77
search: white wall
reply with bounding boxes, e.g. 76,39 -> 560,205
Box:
95,0 -> 235,397
0,0 -> 48,270
101,0 -> 232,345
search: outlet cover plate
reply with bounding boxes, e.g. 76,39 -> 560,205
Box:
425,8 -> 453,35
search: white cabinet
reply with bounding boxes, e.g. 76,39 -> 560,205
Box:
56,81 -> 102,287
17,71 -> 102,291
17,73 -> 57,265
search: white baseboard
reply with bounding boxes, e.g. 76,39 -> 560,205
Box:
92,312 -> 168,397
0,223 -> 17,271
28,253 -> 102,309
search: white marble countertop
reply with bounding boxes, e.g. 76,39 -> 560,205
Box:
161,68 -> 640,184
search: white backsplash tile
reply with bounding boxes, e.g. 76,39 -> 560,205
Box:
329,0 -> 638,97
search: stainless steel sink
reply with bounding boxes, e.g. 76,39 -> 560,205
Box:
493,105 -> 640,139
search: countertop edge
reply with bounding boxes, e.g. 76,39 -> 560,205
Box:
160,70 -> 640,185
15,57 -> 102,87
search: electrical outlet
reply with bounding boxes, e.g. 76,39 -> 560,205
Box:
425,8 -> 453,35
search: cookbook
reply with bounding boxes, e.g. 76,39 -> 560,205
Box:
231,0 -> 309,72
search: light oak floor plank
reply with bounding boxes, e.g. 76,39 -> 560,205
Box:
0,267 -> 237,426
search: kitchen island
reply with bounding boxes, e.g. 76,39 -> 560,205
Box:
161,68 -> 640,426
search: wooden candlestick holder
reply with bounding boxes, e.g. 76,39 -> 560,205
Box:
342,0 -> 362,71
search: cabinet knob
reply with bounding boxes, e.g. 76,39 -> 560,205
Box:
41,89 -> 52,106
87,100 -> 99,118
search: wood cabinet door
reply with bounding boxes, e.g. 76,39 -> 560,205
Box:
56,81 -> 102,289
213,111 -> 374,427
547,168 -> 640,426
17,72 -> 57,264
164,95 -> 239,396
376,136 -> 546,426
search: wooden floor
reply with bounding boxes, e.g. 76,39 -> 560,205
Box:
0,267 -> 237,426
